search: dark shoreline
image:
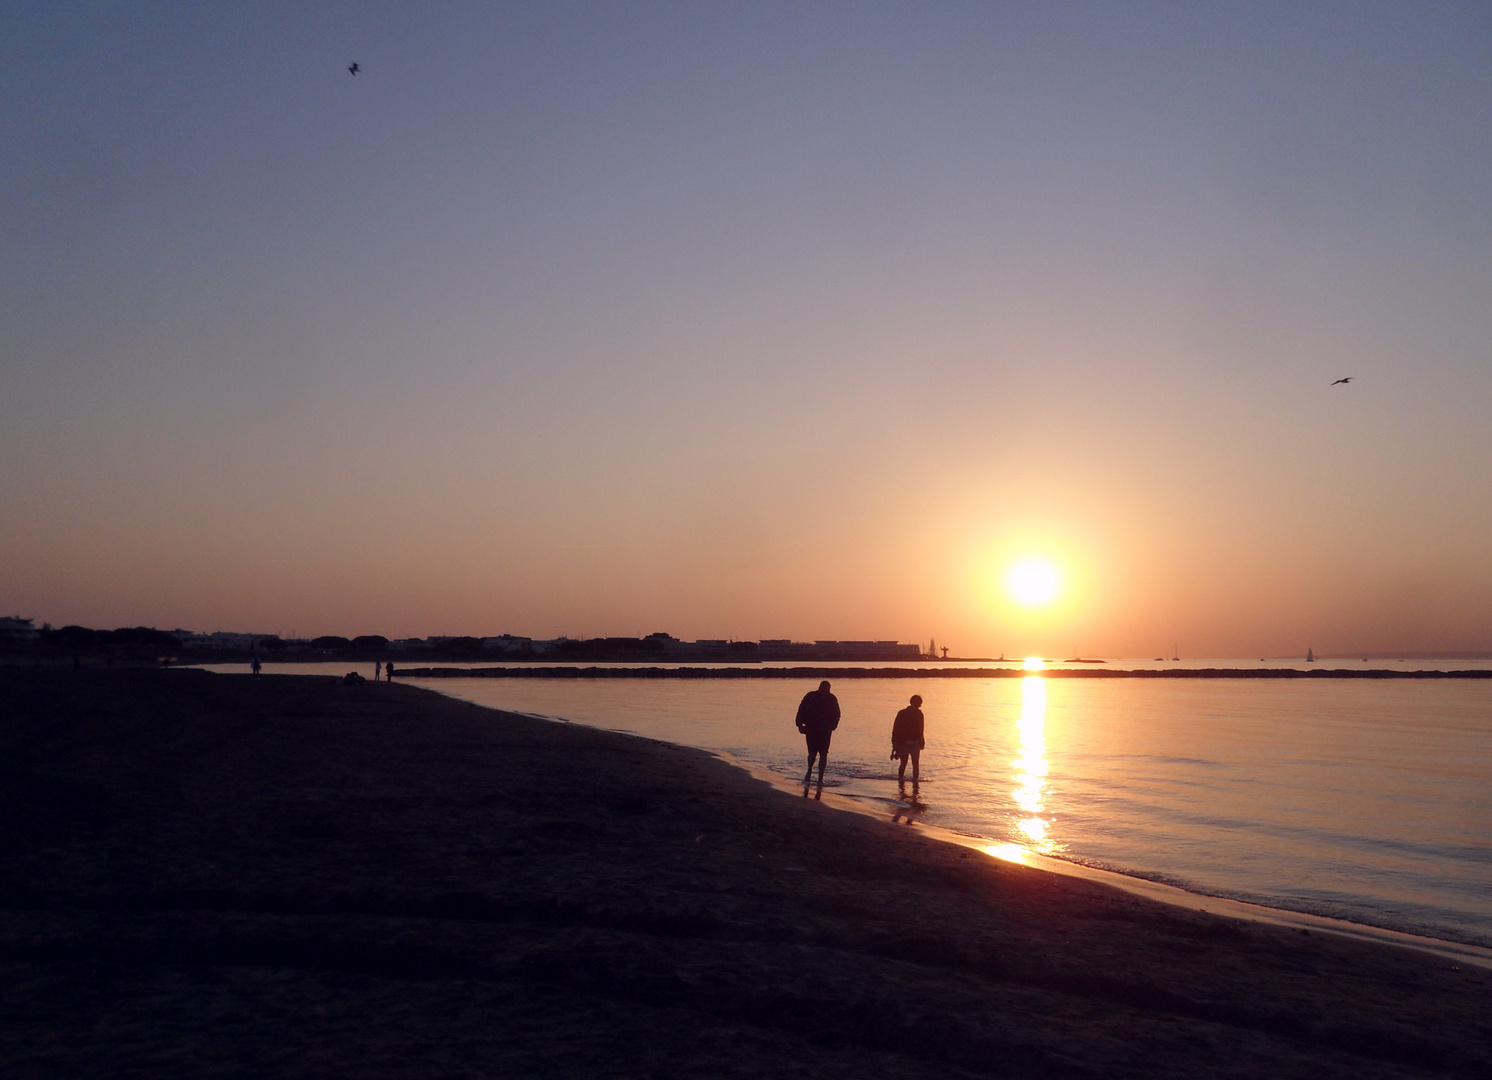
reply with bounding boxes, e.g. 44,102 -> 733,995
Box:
393,664 -> 1492,679
4,668 -> 1490,1078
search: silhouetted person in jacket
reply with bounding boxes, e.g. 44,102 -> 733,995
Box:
795,680 -> 840,787
890,694 -> 925,792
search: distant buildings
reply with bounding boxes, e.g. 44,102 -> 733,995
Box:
181,631 -> 266,651
371,634 -> 926,661
481,635 -> 532,653
0,617 -> 40,643
810,640 -> 922,660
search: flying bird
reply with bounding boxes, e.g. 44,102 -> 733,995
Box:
348,62 -> 360,75
1330,377 -> 1353,385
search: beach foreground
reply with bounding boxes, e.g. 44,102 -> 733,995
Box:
1,670 -> 1487,1078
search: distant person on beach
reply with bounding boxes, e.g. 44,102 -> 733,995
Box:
385,661 -> 395,681
795,680 -> 840,787
250,654 -> 261,676
890,694 -> 925,790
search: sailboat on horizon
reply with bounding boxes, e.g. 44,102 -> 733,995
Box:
1307,647 -> 1315,662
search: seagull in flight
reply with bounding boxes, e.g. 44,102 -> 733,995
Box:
348,62 -> 360,75
1330,377 -> 1353,385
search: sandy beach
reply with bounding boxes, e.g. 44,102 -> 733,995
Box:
2,668 -> 1488,1078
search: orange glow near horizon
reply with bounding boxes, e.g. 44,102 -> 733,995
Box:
6,12 -> 1492,662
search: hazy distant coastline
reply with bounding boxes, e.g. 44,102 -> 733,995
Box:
0,620 -> 936,666
9,620 -> 1492,672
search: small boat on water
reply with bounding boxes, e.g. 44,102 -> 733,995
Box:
1306,647 -> 1315,662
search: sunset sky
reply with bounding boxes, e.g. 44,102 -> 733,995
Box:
3,3 -> 1491,657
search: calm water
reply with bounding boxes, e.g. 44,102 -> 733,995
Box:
204,662 -> 1492,947
414,673 -> 1491,948
318,657 -> 1492,673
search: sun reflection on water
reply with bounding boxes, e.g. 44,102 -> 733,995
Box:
1011,674 -> 1058,854
983,842 -> 1032,865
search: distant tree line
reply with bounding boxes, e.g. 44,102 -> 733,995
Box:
308,635 -> 389,652
1,624 -> 925,664
41,626 -> 183,650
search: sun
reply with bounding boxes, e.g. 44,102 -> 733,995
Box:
1008,559 -> 1060,607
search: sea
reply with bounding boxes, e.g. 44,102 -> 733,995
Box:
204,659 -> 1492,951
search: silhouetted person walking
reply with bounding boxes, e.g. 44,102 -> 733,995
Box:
385,661 -> 395,681
890,694 -> 925,792
795,680 -> 840,788
250,654 -> 261,676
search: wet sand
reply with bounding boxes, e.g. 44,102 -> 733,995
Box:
2,669 -> 1488,1078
